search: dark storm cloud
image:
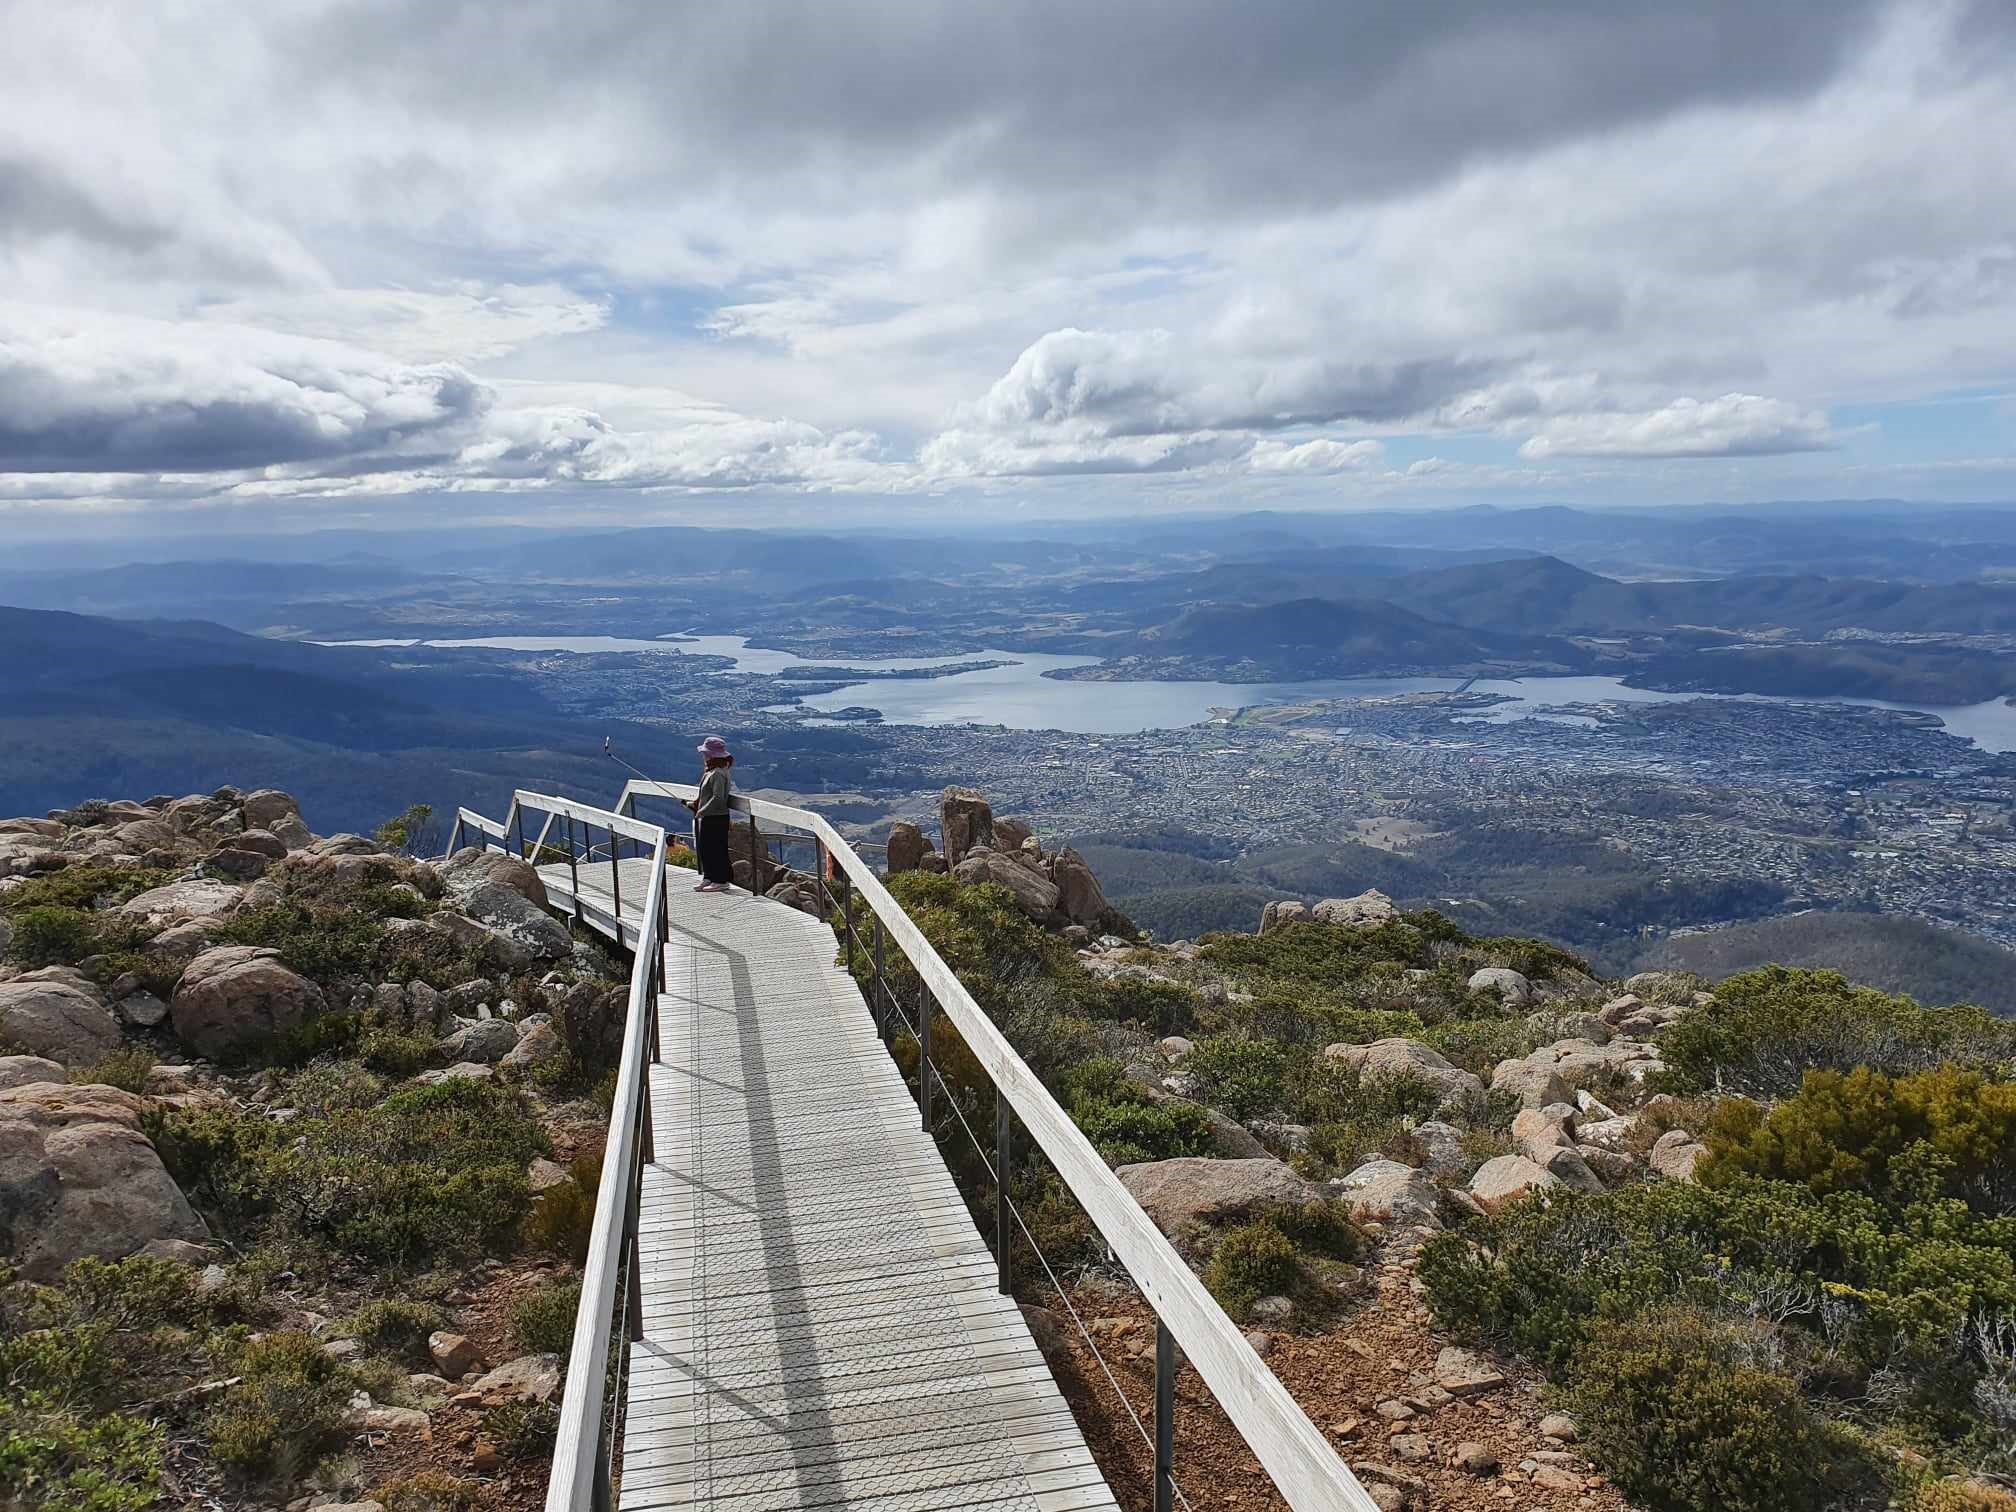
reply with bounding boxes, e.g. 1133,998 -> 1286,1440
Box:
288,0 -> 1889,220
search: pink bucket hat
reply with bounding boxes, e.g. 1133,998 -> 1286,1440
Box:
697,735 -> 731,759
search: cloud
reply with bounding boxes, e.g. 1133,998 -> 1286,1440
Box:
0,305 -> 485,473
1248,437 -> 1386,473
1517,393 -> 1835,459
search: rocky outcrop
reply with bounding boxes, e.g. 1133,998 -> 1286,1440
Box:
454,882 -> 572,961
1260,899 -> 1310,932
885,820 -> 928,874
118,877 -> 244,922
171,945 -> 328,1060
0,1055 -> 65,1091
939,787 -> 995,869
0,971 -> 123,1065
1333,1159 -> 1442,1229
1050,846 -> 1114,929
1115,1156 -> 1322,1243
1466,968 -> 1534,1007
1467,1154 -> 1560,1211
1324,1038 -> 1484,1110
440,848 -> 548,908
0,1081 -> 209,1279
439,1017 -> 521,1065
1650,1128 -> 1707,1182
1311,890 -> 1400,927
954,848 -> 1062,923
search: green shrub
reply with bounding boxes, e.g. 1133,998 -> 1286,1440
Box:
510,1279 -> 582,1356
359,1025 -> 439,1077
0,1398 -> 161,1512
53,1255 -> 200,1330
0,865 -> 168,914
206,1332 -> 356,1484
375,803 -> 439,857
525,1152 -> 601,1264
1088,975 -> 1199,1036
1269,1201 -> 1367,1262
159,1078 -> 549,1267
67,1047 -> 157,1094
285,1060 -> 388,1117
1205,1221 -> 1301,1320
347,1299 -> 447,1366
1701,1065 -> 2016,1212
356,882 -> 434,919
4,905 -> 97,966
482,1399 -> 559,1459
375,1470 -> 484,1511
1184,1036 -> 1291,1121
1658,966 -> 2013,1097
215,900 -> 385,983
1560,1307 -> 1860,1512
1060,1057 -> 1218,1165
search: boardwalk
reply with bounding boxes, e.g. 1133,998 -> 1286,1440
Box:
537,858 -> 1123,1512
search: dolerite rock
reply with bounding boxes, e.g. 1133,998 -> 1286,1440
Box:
765,875 -> 825,918
0,971 -> 123,1065
1114,1156 -> 1322,1243
239,789 -> 301,831
500,1020 -> 563,1073
0,818 -> 63,839
1488,1059 -> 1573,1109
885,820 -> 927,874
918,851 -> 947,874
1310,890 -> 1399,927
455,883 -> 572,961
1323,1039 -> 1484,1111
268,812 -> 315,851
1332,1159 -> 1442,1229
993,817 -> 1035,853
1467,968 -> 1534,1006
171,946 -> 328,1060
1467,1154 -> 1560,1211
1259,899 -> 1309,932
953,850 -> 1061,923
468,1353 -> 563,1405
938,786 -> 995,869
440,848 -> 548,907
117,877 -> 244,923
1050,846 -> 1113,927
113,990 -> 171,1029
0,1081 -> 209,1279
313,833 -> 383,857
0,1055 -> 65,1091
203,844 -> 274,880
439,1017 -> 521,1065
1650,1128 -> 1707,1182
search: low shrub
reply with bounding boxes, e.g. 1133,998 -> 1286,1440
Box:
215,900 -> 385,984
206,1332 -> 357,1485
0,865 -> 169,914
347,1299 -> 447,1367
285,1060 -> 388,1118
4,905 -> 97,967
1088,975 -> 1199,1036
1268,1200 -> 1367,1263
1184,1036 -> 1291,1121
1061,1058 -> 1217,1165
510,1279 -> 582,1356
1559,1306 -> 1860,1512
0,1399 -> 161,1512
524,1152 -> 602,1264
359,1025 -> 438,1077
1205,1220 -> 1301,1320
68,1047 -> 157,1094
482,1399 -> 559,1459
376,1470 -> 485,1511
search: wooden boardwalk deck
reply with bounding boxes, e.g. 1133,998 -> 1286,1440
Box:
537,859 -> 1122,1512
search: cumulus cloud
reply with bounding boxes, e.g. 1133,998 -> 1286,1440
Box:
1248,437 -> 1386,473
1517,394 -> 1835,459
0,305 -> 485,472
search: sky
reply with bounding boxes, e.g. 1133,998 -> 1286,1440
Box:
3,0 -> 2015,533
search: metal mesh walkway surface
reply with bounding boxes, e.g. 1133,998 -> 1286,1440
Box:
537,860 -> 1123,1512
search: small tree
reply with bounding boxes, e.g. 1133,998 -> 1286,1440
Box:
374,803 -> 440,858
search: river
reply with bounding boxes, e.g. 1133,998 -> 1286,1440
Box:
323,634 -> 2016,751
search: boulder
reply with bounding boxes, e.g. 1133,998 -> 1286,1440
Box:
239,790 -> 301,831
1324,1039 -> 1484,1110
467,1352 -> 563,1405
0,818 -> 64,839
954,850 -> 1061,922
203,845 -> 273,880
1259,899 -> 1309,932
269,813 -> 315,851
313,833 -> 383,857
0,1055 -> 65,1091
113,990 -> 171,1029
1115,1156 -> 1323,1242
170,946 -> 327,1061
917,850 -> 948,874
1539,1413 -> 1579,1442
229,829 -> 289,860
1581,1147 -> 1639,1184
765,874 -> 826,918
1489,1059 -> 1572,1109
885,820 -> 928,874
1050,846 -> 1113,927
1332,1160 -> 1441,1228
1205,1110 -> 1272,1160
417,1062 -> 495,1086
1467,1154 -> 1560,1212
1410,1120 -> 1467,1175
0,972 -> 123,1065
1575,1115 -> 1636,1150
408,910 -> 531,972
1466,968 -> 1533,1006
1158,1036 -> 1194,1060
938,787 -> 995,869
0,1081 -> 209,1279
1310,890 -> 1399,928
993,817 -> 1035,852
440,848 -> 548,907
1536,1145 -> 1606,1193
428,1331 -> 484,1378
439,1017 -> 521,1065
454,882 -> 572,960
1650,1129 -> 1707,1183
117,878 -> 243,922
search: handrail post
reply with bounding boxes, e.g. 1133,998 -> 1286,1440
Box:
746,810 -> 762,894
835,868 -> 853,974
1156,1323 -> 1177,1512
918,981 -> 933,1133
512,803 -> 526,861
448,814 -> 463,853
609,824 -> 623,924
995,1096 -> 1013,1295
565,814 -> 581,920
815,838 -> 831,915
872,918 -> 889,1043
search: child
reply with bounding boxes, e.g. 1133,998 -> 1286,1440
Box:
687,735 -> 736,891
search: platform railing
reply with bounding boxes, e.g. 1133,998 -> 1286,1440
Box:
452,791 -> 669,1512
605,778 -> 1377,1512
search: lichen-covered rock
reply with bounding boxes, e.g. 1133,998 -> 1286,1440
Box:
1259,899 -> 1309,932
1467,1154 -> 1560,1211
1324,1038 -> 1484,1110
1115,1156 -> 1322,1243
1310,890 -> 1399,927
440,848 -> 548,907
954,849 -> 1061,922
170,946 -> 328,1060
240,790 -> 301,831
467,1352 -> 563,1405
0,971 -> 122,1065
1332,1159 -> 1442,1228
1466,968 -> 1533,1006
0,1054 -> 65,1091
455,882 -> 572,961
439,1017 -> 521,1065
1488,1059 -> 1573,1109
117,877 -> 244,922
0,1081 -> 209,1279
1650,1128 -> 1707,1182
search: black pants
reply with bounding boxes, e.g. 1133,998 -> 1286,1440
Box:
697,814 -> 734,884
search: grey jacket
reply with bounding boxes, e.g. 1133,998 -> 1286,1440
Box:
695,767 -> 732,818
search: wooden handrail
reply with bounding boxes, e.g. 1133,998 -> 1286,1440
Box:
613,779 -> 1376,1512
